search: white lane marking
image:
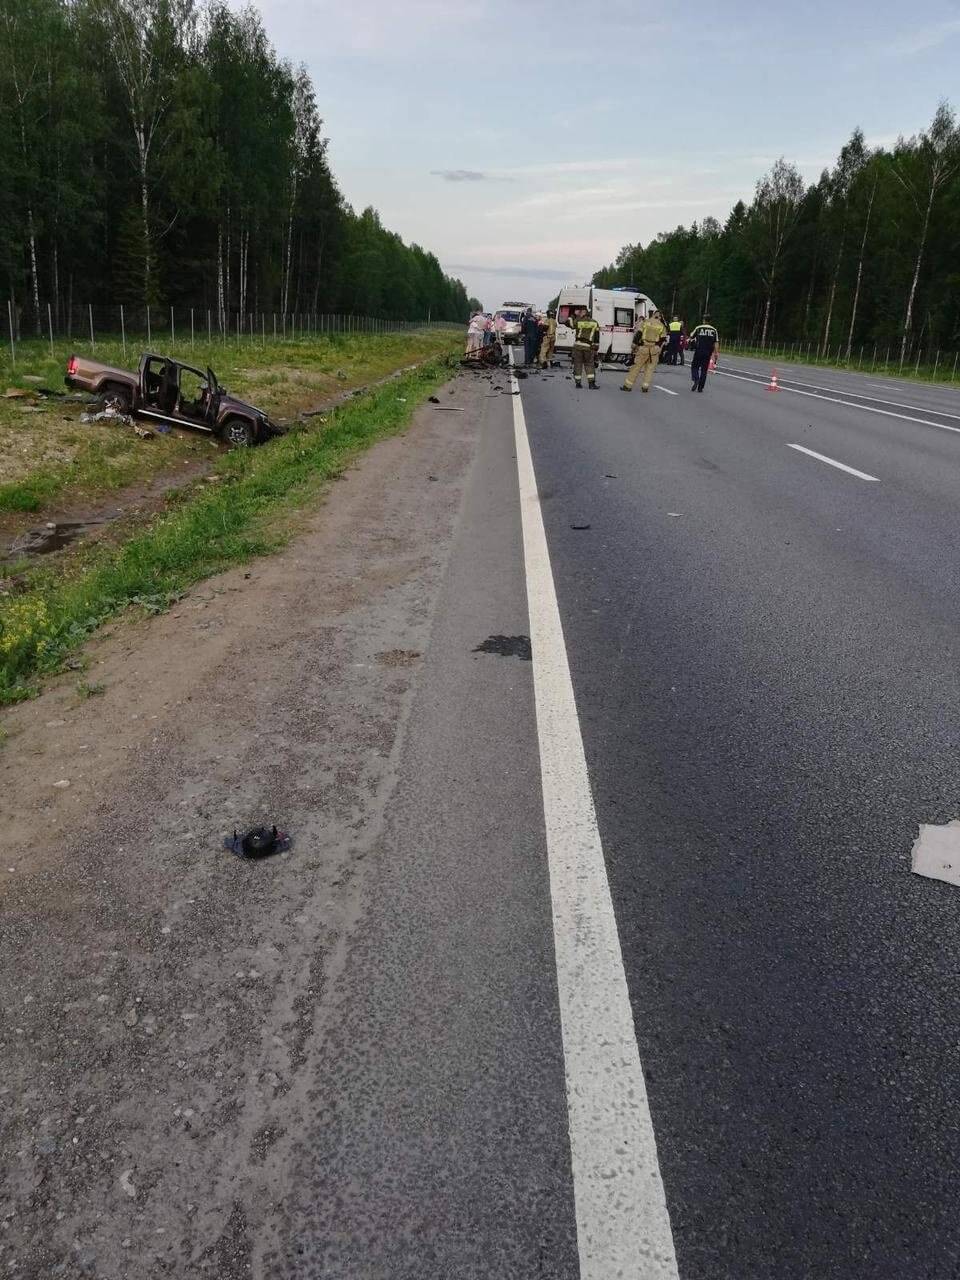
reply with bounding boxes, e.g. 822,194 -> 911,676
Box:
653,385 -> 678,396
721,366 -> 960,422
786,443 -> 880,482
510,353 -> 679,1280
716,370 -> 960,436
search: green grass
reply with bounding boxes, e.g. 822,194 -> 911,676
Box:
726,341 -> 960,386
0,432 -> 205,513
76,679 -> 105,699
0,352 -> 457,705
0,329 -> 459,512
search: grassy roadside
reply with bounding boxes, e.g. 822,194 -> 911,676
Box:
0,330 -> 457,512
0,350 -> 458,705
725,342 -> 960,388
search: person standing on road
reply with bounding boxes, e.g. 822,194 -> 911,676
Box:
523,309 -> 540,366
465,310 -> 485,356
667,315 -> 683,365
622,310 -> 666,393
569,306 -> 600,389
688,315 -> 719,392
538,309 -> 557,369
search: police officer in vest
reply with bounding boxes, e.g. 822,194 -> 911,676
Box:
667,315 -> 682,364
622,310 -> 666,393
570,306 -> 600,389
688,315 -> 719,392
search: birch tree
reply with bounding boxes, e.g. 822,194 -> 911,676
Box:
890,103 -> 960,364
747,159 -> 805,347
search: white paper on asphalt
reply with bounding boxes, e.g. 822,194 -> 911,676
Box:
509,351 -> 679,1279
911,820 -> 960,888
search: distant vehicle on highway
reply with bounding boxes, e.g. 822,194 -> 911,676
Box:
65,352 -> 280,446
555,285 -> 658,363
494,301 -> 535,346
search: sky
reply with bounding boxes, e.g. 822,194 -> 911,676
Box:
237,0 -> 959,311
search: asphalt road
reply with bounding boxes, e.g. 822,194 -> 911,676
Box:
516,353 -> 960,1278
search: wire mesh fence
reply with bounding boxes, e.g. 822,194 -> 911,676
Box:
725,337 -> 960,384
2,300 -> 462,367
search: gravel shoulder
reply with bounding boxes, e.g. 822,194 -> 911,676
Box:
0,370 -> 497,1278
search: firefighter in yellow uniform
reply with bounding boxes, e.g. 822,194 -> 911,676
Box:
538,310 -> 557,369
570,307 -> 600,389
622,311 -> 667,392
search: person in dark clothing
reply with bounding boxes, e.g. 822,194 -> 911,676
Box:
688,316 -> 719,392
522,309 -> 540,366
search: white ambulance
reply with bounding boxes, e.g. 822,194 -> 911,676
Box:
555,285 -> 658,363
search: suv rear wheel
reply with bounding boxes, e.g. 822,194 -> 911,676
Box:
220,417 -> 255,448
100,383 -> 132,415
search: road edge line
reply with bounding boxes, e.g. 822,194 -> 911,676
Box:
509,357 -> 679,1280
715,369 -> 960,435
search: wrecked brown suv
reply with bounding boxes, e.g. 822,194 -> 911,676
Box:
65,352 -> 279,446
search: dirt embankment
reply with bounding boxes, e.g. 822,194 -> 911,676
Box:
0,371 -> 497,1278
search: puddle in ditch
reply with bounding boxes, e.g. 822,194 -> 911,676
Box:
7,520 -> 106,558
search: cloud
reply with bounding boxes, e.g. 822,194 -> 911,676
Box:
431,169 -> 493,182
875,17 -> 960,56
444,263 -> 578,280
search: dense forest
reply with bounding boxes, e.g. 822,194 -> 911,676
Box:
0,0 -> 473,335
594,105 -> 960,360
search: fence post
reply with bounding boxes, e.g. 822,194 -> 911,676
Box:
88,303 -> 95,352
120,304 -> 126,358
170,305 -> 175,344
261,313 -> 265,346
858,344 -> 863,369
872,342 -> 877,370
273,313 -> 276,341
953,352 -> 958,382
191,307 -> 195,348
47,302 -> 54,358
6,299 -> 15,367
207,309 -> 212,344
147,305 -> 152,346
914,347 -> 922,376
933,349 -> 940,380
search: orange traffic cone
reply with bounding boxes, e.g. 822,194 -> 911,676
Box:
766,369 -> 780,392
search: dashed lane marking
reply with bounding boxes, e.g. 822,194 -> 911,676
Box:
509,349 -> 679,1280
653,385 -> 679,396
786,443 -> 880,482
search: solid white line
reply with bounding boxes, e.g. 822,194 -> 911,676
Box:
720,366 -> 960,423
653,385 -> 679,396
716,370 -> 960,436
786,443 -> 880,482
510,358 -> 679,1280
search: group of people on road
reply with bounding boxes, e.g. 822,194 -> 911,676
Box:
464,306 -> 558,368
466,301 -> 718,394
566,304 -> 719,395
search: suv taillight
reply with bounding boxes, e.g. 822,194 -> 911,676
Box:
66,355 -> 78,376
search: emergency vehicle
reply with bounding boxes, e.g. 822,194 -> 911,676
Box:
555,285 -> 658,363
493,302 -> 535,346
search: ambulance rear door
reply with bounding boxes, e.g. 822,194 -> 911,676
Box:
555,285 -> 592,352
